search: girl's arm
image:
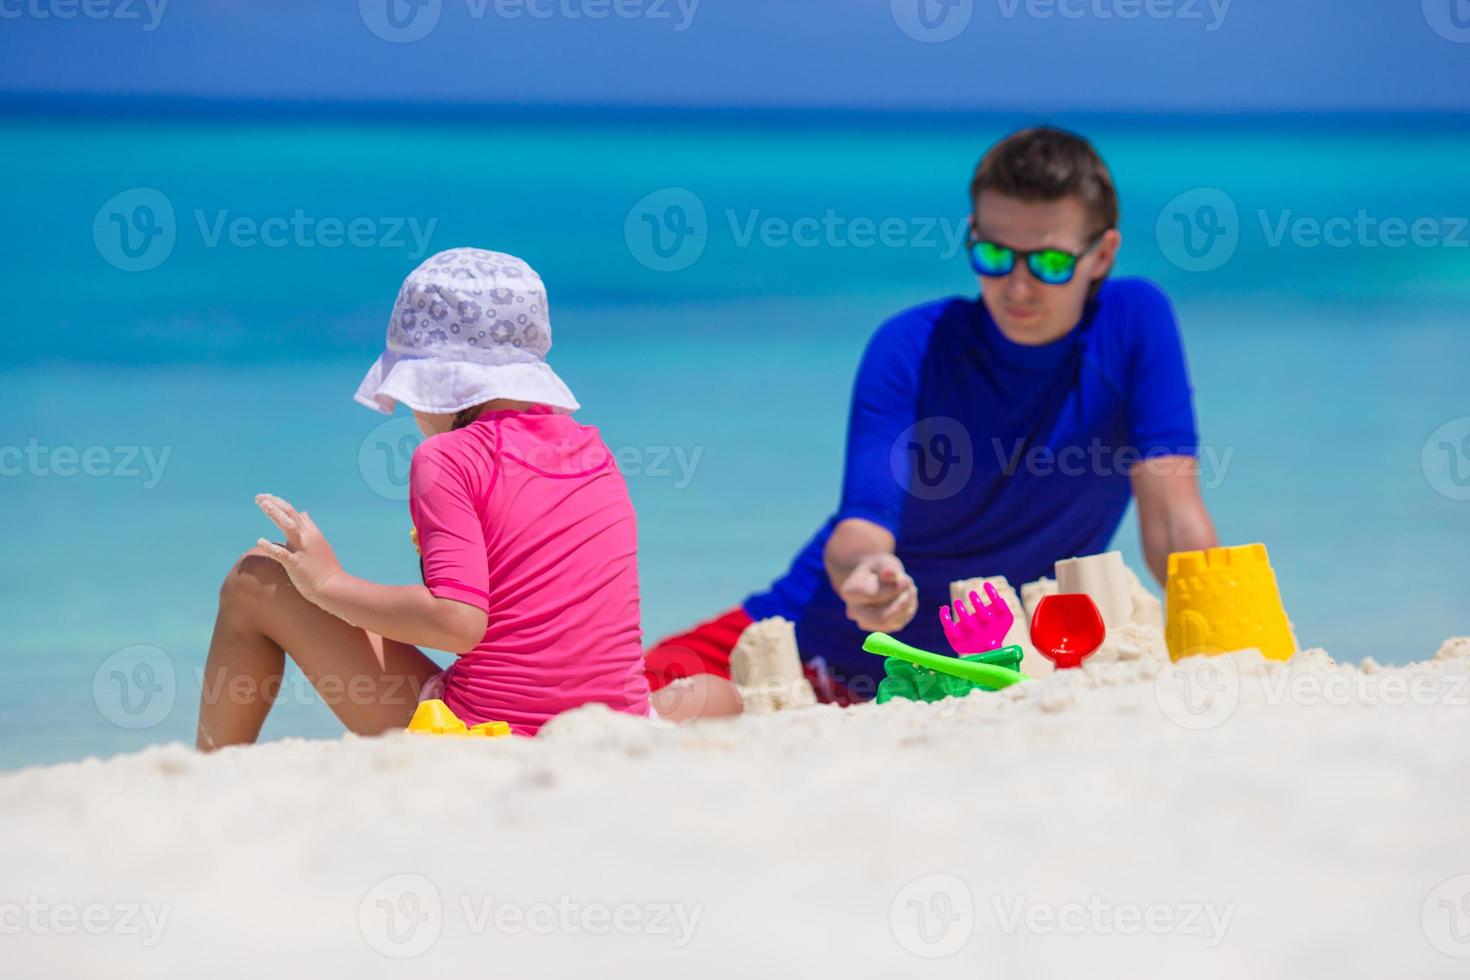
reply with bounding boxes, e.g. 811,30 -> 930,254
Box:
254,493 -> 488,653
314,575 -> 487,653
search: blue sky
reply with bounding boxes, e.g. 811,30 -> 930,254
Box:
1,0 -> 1467,111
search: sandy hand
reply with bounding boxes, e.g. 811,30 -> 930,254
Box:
254,493 -> 343,609
838,553 -> 918,633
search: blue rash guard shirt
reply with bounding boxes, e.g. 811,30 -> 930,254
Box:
742,277 -> 1200,692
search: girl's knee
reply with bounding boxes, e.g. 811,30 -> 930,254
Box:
219,549 -> 290,610
650,673 -> 744,724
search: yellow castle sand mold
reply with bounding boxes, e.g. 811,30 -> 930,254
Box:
1165,543 -> 1297,662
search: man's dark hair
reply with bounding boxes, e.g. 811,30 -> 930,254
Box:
970,127 -> 1119,235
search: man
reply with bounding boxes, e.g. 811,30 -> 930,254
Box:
646,126 -> 1218,719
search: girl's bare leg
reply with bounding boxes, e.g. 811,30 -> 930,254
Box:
196,548 -> 442,750
648,674 -> 744,724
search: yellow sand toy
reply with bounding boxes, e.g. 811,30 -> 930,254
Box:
1165,543 -> 1297,662
406,698 -> 512,737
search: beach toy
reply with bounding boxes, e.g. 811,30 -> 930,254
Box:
406,699 -> 511,737
1029,594 -> 1106,670
863,632 -> 1030,700
1054,551 -> 1132,627
876,645 -> 1025,704
949,575 -> 1039,669
1165,543 -> 1296,662
939,582 -> 1015,654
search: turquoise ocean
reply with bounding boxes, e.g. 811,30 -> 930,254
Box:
2,108 -> 1468,768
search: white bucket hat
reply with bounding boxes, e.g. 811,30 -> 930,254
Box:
354,247 -> 579,415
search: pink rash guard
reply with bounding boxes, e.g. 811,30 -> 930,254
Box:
408,406 -> 649,734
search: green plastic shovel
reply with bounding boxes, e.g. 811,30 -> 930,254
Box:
863,632 -> 1031,690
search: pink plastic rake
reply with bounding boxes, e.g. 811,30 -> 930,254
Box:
939,582 -> 1015,655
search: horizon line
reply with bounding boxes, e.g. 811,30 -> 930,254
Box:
3,92 -> 1468,128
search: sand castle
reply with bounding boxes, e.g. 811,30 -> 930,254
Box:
1055,551 -> 1131,626
953,551 -> 1168,676
730,617 -> 817,714
740,547 -> 1290,708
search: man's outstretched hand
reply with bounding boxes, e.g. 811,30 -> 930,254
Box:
838,553 -> 918,634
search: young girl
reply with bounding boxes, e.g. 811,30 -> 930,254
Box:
196,248 -> 649,747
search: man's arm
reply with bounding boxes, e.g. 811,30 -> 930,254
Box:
823,312 -> 928,634
1131,455 -> 1218,586
824,518 -> 917,633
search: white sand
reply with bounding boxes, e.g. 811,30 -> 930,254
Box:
6,638 -> 1470,978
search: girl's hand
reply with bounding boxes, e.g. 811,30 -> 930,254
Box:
254,493 -> 344,609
